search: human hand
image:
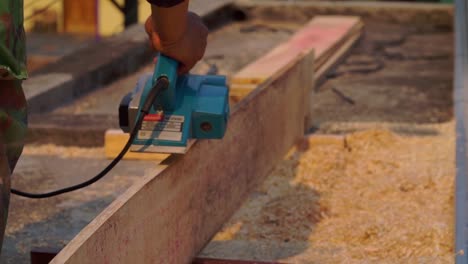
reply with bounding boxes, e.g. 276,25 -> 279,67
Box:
145,12 -> 208,74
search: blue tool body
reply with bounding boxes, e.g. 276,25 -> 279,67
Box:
119,54 -> 230,154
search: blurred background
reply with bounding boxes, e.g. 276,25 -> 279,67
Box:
24,0 -> 453,73
24,0 -> 453,37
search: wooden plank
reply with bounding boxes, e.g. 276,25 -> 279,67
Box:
230,16 -> 360,130
231,16 -> 363,87
105,129 -> 170,161
51,50 -> 314,264
314,32 -> 361,85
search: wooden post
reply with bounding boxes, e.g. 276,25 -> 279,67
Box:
63,0 -> 98,35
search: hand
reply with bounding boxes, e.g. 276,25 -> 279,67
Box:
145,12 -> 208,74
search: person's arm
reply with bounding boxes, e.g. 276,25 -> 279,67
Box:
145,0 -> 208,74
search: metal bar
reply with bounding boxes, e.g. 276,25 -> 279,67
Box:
455,0 -> 468,263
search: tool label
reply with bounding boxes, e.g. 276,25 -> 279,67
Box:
138,131 -> 182,141
139,114 -> 185,142
165,116 -> 185,123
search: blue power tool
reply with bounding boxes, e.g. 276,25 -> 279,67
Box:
119,54 -> 230,154
9,54 -> 231,199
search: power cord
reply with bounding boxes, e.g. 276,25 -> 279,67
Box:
11,77 -> 169,199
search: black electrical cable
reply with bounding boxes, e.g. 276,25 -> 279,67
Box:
11,77 -> 169,199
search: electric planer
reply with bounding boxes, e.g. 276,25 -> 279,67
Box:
119,54 -> 230,154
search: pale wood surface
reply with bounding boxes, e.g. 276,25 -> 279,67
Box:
51,51 -> 314,264
231,16 -> 362,86
104,130 -> 170,161
315,32 -> 361,84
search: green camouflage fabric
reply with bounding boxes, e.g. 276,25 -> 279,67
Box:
0,0 -> 28,252
0,79 -> 26,254
0,0 -> 27,80
0,80 -> 27,170
0,0 -> 27,169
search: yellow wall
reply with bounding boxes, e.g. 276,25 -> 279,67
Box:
24,0 -> 151,36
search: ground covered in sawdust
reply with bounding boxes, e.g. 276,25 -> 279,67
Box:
202,122 -> 455,263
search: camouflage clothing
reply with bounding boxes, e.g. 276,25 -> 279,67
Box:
0,80 -> 27,170
0,79 -> 26,253
0,0 -> 27,80
0,0 -> 27,253
0,0 -> 27,168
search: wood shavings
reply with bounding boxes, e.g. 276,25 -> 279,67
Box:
205,123 -> 455,263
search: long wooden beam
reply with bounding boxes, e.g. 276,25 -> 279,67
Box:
51,51 -> 314,263
230,16 -> 362,90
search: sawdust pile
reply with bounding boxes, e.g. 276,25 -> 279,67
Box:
207,123 -> 455,263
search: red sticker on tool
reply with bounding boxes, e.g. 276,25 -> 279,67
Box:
144,114 -> 164,122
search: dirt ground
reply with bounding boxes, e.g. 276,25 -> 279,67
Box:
310,20 -> 453,128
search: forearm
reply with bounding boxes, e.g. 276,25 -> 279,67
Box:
149,0 -> 189,45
